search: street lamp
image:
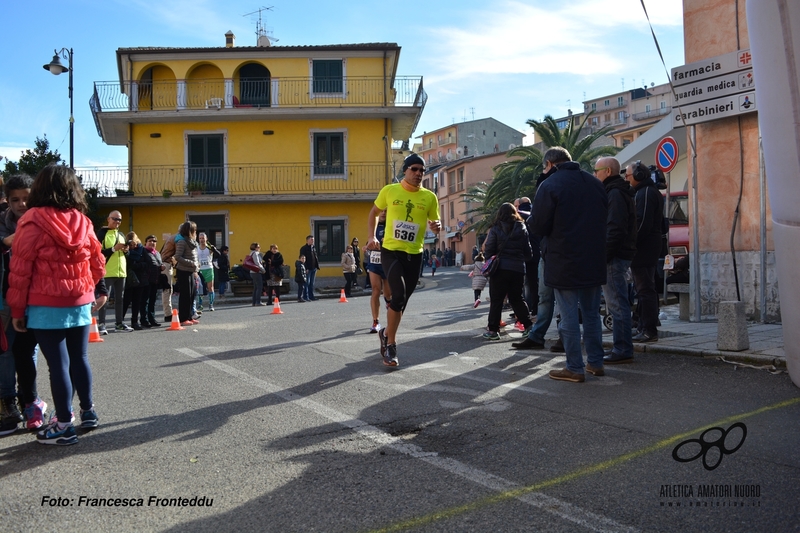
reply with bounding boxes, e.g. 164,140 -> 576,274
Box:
43,48 -> 73,169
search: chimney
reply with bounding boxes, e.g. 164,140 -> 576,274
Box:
225,31 -> 235,48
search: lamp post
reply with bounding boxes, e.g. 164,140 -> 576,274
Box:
43,48 -> 73,169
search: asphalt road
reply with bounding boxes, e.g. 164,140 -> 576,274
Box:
1,269 -> 799,533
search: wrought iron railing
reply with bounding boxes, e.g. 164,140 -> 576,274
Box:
77,163 -> 390,197
91,76 -> 425,112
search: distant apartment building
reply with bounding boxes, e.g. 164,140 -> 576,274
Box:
417,118 -> 523,166
420,152 -> 509,259
532,83 -> 674,151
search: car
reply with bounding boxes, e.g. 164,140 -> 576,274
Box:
666,191 -> 689,259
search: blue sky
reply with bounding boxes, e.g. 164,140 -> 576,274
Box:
0,0 -> 683,168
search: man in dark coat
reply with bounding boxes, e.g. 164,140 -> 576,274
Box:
529,147 -> 608,383
594,157 -> 638,364
299,236 -> 320,301
625,161 -> 664,342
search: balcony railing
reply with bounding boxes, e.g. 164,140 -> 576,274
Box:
631,107 -> 672,121
77,163 -> 390,197
91,76 -> 425,112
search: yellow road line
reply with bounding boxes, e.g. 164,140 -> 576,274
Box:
365,396 -> 800,533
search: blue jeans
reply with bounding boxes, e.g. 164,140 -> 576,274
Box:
304,269 -> 317,300
252,273 -> 264,305
554,287 -> 604,374
529,259 -> 554,344
603,258 -> 633,358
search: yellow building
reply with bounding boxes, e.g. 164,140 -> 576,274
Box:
88,35 -> 425,279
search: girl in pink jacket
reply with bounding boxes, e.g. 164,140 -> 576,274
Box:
7,165 -> 106,445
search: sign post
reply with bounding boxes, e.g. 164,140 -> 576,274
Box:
656,136 -> 679,304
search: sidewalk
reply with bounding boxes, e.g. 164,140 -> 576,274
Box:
632,304 -> 786,369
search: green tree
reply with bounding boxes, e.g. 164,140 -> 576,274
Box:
2,136 -> 64,178
526,112 -> 619,172
460,145 -> 543,236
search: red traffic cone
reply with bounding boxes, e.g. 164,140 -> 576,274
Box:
89,317 -> 104,343
271,297 -> 284,314
167,309 -> 185,331
338,289 -> 348,303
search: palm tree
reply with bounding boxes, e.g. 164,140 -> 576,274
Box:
526,111 -> 620,172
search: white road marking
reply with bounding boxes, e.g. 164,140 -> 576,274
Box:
176,347 -> 639,532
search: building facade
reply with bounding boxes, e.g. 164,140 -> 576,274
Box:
88,36 -> 425,279
417,118 -> 523,166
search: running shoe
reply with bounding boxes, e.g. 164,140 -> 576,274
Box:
370,320 -> 381,334
24,398 -> 48,430
384,343 -> 399,367
209,306 -> 215,312
36,422 -> 77,446
180,320 -> 194,326
50,405 -> 75,425
515,321 -> 525,331
115,323 -> 133,332
80,408 -> 99,429
379,327 -> 388,358
499,320 -> 507,328
473,299 -> 480,308
98,324 -> 108,336
482,331 -> 501,341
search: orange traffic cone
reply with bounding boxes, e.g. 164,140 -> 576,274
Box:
271,297 -> 284,314
88,317 -> 104,343
167,309 -> 185,331
338,289 -> 348,303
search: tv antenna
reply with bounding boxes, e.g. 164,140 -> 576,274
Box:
244,6 -> 279,46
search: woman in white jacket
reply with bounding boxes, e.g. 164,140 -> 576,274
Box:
341,245 -> 357,297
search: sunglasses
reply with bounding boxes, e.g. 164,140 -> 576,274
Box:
408,166 -> 425,173
593,167 -> 610,173
110,217 -> 122,222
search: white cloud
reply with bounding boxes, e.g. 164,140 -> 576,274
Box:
421,0 -> 682,83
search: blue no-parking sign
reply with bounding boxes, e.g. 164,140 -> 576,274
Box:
655,137 -> 679,173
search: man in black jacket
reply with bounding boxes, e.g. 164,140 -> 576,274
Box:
625,161 -> 663,343
595,158 -> 638,364
529,147 -> 608,383
299,236 -> 320,301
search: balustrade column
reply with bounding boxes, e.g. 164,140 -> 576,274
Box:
177,80 -> 187,110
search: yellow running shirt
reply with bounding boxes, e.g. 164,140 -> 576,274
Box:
374,183 -> 439,254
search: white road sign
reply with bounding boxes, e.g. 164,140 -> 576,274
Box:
671,49 -> 752,87
674,69 -> 754,106
673,91 -> 756,127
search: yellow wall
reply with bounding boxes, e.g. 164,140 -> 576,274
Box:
134,56 -> 391,81
131,119 -> 388,167
103,201 -> 376,277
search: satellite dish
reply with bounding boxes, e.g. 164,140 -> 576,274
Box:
456,147 -> 463,155
445,153 -> 453,161
257,35 -> 271,47
508,143 -> 517,150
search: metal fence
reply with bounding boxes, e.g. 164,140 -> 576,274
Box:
77,163 -> 390,197
92,76 -> 425,112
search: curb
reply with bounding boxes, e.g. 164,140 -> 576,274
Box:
601,340 -> 787,369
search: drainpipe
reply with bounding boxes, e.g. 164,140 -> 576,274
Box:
759,133 -> 767,322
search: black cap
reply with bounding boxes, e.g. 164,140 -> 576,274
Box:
402,153 -> 425,171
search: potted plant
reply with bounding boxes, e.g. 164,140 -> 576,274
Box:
115,188 -> 134,197
186,181 -> 206,197
162,189 -> 173,199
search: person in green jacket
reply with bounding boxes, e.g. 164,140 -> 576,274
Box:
96,211 -> 132,333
